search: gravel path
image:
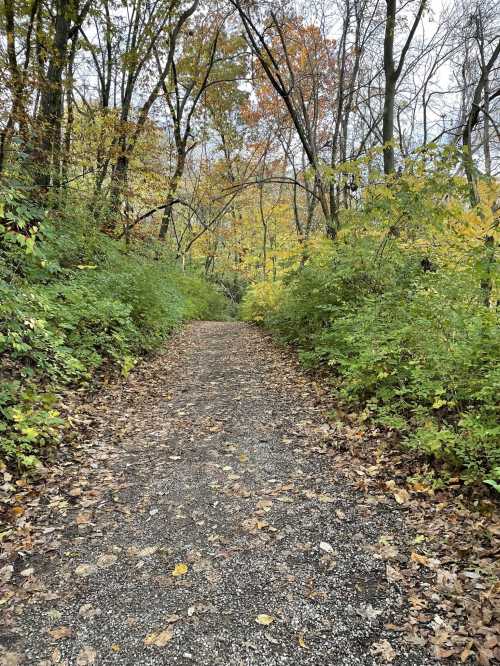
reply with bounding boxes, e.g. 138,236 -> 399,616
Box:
1,322 -> 438,665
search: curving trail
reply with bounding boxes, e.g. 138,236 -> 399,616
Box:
1,322 -> 435,665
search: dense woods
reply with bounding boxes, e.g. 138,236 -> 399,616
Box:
0,0 -> 498,487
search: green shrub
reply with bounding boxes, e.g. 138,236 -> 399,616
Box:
248,241 -> 499,483
0,382 -> 64,471
1,204 -> 227,471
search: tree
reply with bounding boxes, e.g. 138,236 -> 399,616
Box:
382,0 -> 425,174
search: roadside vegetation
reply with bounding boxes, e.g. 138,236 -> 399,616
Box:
0,186 -> 227,470
0,0 -> 498,490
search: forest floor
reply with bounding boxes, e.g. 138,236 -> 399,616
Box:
1,322 -> 498,666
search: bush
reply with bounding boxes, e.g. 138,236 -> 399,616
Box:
245,229 -> 499,484
0,204 -> 227,471
240,280 -> 284,322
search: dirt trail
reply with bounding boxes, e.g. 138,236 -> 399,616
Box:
1,322 -> 436,665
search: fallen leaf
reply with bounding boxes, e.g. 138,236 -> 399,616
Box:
171,563 -> 188,577
96,554 -> 118,569
165,614 -> 181,623
319,541 -> 334,554
76,512 -> 92,525
318,494 -> 335,503
78,604 -> 101,619
75,564 -> 97,577
0,565 -> 13,583
371,639 -> 396,662
76,646 -> 97,665
256,499 -> 272,512
20,567 -> 34,577
393,488 -> 410,505
0,652 -> 22,666
410,552 -> 429,567
255,614 -> 274,625
144,625 -> 174,647
47,609 -> 62,621
48,626 -> 72,640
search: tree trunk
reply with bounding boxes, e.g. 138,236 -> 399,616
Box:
383,0 -> 396,175
33,0 -> 71,191
382,0 -> 425,175
159,150 -> 186,240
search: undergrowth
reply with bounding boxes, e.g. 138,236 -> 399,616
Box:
0,191 -> 227,471
241,156 -> 499,488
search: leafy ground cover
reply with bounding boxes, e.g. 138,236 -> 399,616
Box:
0,193 -> 227,472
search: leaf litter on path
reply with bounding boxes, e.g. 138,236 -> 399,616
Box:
1,321 -> 497,664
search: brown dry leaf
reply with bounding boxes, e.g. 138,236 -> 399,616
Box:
96,554 -> 118,569
164,614 -> 181,623
76,646 -> 97,665
256,499 -> 272,512
410,552 -> 429,567
255,614 -> 274,625
144,625 -> 174,647
386,564 -> 403,582
76,512 -> 92,525
75,563 -> 97,577
335,509 -> 346,520
478,647 -> 495,666
111,644 -> 121,653
371,639 -> 396,662
48,626 -> 72,640
393,488 -> 410,505
241,517 -> 269,531
171,563 -> 188,577
433,647 -> 456,659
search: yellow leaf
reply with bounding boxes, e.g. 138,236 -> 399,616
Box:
318,494 -> 335,503
144,626 -> 174,647
298,632 -> 307,648
155,628 -> 174,646
256,614 -> 274,625
171,563 -> 188,577
432,398 -> 447,409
